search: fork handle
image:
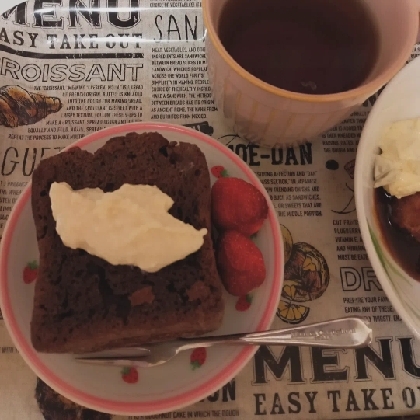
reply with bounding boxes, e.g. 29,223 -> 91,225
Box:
179,317 -> 371,350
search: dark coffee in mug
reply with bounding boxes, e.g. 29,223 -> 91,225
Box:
218,0 -> 379,95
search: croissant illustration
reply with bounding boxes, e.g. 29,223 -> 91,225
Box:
0,85 -> 62,128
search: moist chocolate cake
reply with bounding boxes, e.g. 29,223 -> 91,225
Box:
31,132 -> 225,353
35,378 -> 111,420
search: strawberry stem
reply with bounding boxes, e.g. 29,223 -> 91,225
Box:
191,361 -> 200,370
28,261 -> 38,269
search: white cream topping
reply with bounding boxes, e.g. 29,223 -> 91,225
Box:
374,117 -> 420,199
49,182 -> 207,273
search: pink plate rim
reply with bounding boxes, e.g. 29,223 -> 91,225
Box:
0,122 -> 283,415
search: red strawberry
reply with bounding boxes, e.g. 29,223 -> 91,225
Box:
211,177 -> 268,236
190,347 -> 207,370
23,261 -> 38,284
235,294 -> 253,311
217,231 -> 266,296
121,367 -> 138,384
211,165 -> 229,178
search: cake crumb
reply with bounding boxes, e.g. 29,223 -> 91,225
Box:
187,280 -> 209,301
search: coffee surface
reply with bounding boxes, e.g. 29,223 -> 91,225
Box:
219,0 -> 379,95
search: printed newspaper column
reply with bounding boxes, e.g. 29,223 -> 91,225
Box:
319,99 -> 400,326
147,5 -> 216,123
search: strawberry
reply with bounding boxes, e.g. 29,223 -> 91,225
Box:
121,367 -> 139,384
211,165 -> 229,178
217,231 -> 266,296
211,177 -> 268,236
23,261 -> 38,284
235,294 -> 253,311
190,347 -> 207,370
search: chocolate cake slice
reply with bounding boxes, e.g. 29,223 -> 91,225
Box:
30,132 -> 225,353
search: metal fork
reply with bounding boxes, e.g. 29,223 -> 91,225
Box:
75,317 -> 371,368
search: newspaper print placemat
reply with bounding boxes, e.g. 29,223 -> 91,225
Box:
0,1 -> 420,419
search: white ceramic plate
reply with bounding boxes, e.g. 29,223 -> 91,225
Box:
0,122 -> 283,416
355,55 -> 420,340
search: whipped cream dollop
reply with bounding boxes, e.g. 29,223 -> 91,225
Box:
374,117 -> 420,199
49,182 -> 207,273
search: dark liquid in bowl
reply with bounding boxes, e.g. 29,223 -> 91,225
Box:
375,187 -> 420,281
218,0 -> 379,95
